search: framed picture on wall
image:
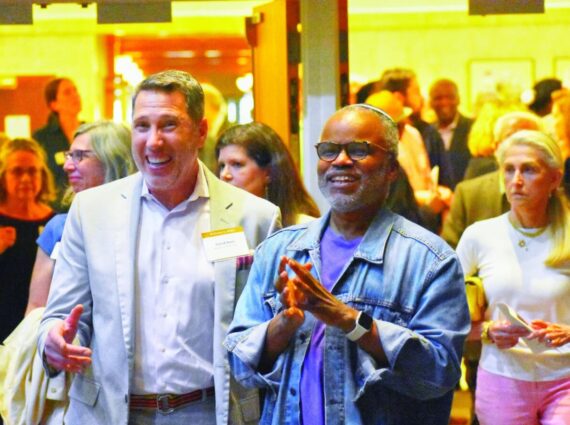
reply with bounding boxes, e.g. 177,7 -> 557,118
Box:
554,57 -> 570,87
467,58 -> 535,113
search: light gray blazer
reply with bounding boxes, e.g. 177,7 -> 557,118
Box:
38,167 -> 281,425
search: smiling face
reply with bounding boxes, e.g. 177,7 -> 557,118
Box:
317,108 -> 396,215
3,150 -> 43,203
63,132 -> 105,193
132,89 -> 207,208
502,144 -> 562,214
217,144 -> 269,198
429,81 -> 459,126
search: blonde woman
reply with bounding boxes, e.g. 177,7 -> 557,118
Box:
463,101 -> 522,180
457,130 -> 570,424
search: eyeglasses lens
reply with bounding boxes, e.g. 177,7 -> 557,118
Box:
65,150 -> 91,163
346,142 -> 369,160
316,142 -> 370,162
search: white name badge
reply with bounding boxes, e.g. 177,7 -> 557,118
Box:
202,226 -> 250,262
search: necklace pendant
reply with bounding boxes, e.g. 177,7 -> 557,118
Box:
518,239 -> 526,248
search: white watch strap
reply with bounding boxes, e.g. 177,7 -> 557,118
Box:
345,311 -> 368,342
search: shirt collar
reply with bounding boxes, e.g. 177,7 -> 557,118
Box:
438,113 -> 460,131
140,161 -> 210,208
288,208 -> 395,263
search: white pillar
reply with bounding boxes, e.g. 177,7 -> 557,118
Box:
300,0 -> 343,213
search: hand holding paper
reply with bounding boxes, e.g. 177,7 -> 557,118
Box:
497,303 -> 550,353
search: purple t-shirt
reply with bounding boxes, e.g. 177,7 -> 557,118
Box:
299,225 -> 362,425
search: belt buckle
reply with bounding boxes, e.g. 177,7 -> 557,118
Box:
157,394 -> 175,414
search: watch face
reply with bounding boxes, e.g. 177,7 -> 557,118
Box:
358,312 -> 373,330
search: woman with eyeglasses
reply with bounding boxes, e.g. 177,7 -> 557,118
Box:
25,120 -> 136,314
0,122 -> 133,425
216,122 -> 320,227
0,122 -> 134,424
0,138 -> 56,343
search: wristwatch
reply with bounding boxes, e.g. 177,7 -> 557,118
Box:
480,320 -> 494,344
345,311 -> 373,341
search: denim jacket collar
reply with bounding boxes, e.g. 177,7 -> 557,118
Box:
287,207 -> 395,264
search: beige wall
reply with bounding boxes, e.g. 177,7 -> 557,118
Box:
0,6 -> 245,126
349,9 -> 570,115
0,32 -> 104,126
3,5 -> 570,124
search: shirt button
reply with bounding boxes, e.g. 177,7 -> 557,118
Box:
162,312 -> 167,318
299,333 -> 307,343
161,348 -> 166,353
290,388 -> 296,396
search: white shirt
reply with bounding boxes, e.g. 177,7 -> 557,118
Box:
398,124 -> 433,192
132,164 -> 215,394
436,114 -> 459,151
457,213 -> 570,382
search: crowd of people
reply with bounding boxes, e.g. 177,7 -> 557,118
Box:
0,68 -> 568,425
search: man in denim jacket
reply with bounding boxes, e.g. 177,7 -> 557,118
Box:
224,104 -> 470,425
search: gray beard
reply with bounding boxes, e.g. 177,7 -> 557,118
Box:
318,168 -> 389,214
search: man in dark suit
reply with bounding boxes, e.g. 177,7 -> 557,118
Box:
429,79 -> 473,188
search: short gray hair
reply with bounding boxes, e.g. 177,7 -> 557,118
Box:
340,103 -> 399,161
74,120 -> 136,183
132,70 -> 204,123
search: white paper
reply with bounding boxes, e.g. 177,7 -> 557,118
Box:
497,302 -> 549,353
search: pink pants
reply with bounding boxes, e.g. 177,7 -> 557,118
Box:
476,367 -> 570,425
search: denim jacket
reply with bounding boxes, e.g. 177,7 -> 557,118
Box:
224,209 -> 470,425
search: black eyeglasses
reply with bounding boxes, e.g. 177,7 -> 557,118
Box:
64,149 -> 94,164
315,141 -> 387,162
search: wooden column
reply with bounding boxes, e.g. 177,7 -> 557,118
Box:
246,0 -> 301,162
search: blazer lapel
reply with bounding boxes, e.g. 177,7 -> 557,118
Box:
206,169 -> 240,319
204,167 -> 245,423
113,174 -> 143,371
207,167 -> 240,229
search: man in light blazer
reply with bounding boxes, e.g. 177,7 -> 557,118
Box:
38,70 -> 280,425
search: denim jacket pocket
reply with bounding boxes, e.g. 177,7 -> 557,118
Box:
263,291 -> 282,316
341,295 -> 413,328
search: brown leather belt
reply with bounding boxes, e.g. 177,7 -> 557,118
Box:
129,387 -> 215,414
